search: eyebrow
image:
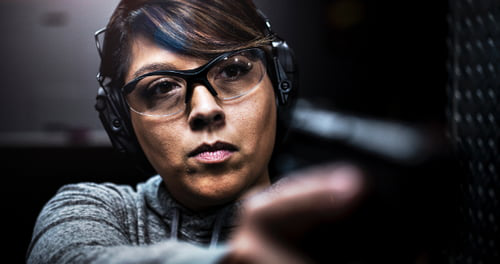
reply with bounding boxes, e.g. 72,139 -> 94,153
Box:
130,62 -> 178,80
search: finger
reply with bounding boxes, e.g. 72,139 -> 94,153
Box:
242,163 -> 366,237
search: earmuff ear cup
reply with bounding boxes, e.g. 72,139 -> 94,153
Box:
270,39 -> 299,146
95,87 -> 131,154
256,9 -> 298,108
272,40 -> 298,106
95,85 -> 156,176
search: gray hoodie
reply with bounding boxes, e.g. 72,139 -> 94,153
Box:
27,175 -> 238,264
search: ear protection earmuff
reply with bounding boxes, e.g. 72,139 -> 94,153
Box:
257,9 -> 298,108
259,9 -> 299,146
95,72 -> 156,175
94,9 -> 298,176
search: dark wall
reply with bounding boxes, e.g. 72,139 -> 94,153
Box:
257,0 -> 448,123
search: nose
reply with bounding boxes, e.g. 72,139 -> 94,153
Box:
188,84 -> 225,131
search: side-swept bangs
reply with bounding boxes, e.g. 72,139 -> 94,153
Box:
101,0 -> 273,88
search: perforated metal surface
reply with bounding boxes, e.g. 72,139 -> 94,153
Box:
447,0 -> 500,262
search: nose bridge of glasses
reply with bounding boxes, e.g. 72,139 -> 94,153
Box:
184,76 -> 218,104
187,83 -> 225,119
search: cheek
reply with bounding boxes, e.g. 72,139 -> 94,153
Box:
234,80 -> 277,159
131,114 -> 185,171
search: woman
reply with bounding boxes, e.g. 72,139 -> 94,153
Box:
27,0 -> 364,263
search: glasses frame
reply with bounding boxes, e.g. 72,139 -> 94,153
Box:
94,28 -> 106,59
122,47 -> 268,117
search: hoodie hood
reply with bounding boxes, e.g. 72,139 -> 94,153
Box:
143,176 -> 242,247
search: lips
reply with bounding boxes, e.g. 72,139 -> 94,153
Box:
188,141 -> 238,163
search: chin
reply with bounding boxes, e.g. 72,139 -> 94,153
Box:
195,175 -> 245,198
159,157 -> 269,210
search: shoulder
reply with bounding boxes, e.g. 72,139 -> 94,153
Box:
27,178 -> 160,263
32,176 -> 165,235
32,181 -> 140,234
31,177 -> 166,237
52,175 -> 163,205
44,180 -> 137,215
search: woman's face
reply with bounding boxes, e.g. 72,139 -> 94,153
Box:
125,35 -> 277,210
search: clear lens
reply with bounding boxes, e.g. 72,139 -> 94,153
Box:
124,48 -> 266,117
127,75 -> 187,117
208,49 -> 266,100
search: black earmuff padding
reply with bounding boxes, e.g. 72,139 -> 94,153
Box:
269,39 -> 299,148
276,42 -> 296,79
271,39 -> 298,106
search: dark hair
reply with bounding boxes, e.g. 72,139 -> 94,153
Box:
100,0 -> 273,89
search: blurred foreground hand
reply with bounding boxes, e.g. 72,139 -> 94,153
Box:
221,164 -> 366,264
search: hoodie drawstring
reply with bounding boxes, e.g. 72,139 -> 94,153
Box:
209,206 -> 229,249
170,207 -> 180,241
169,205 -> 229,248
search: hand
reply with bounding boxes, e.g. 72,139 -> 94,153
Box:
221,164 -> 366,264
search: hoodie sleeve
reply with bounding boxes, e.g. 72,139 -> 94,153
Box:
26,182 -> 229,264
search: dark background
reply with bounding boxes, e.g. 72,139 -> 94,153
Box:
1,0 -> 455,263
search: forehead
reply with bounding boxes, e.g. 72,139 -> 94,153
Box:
126,35 -> 208,82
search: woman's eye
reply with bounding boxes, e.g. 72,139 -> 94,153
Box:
146,81 -> 181,98
218,61 -> 252,80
